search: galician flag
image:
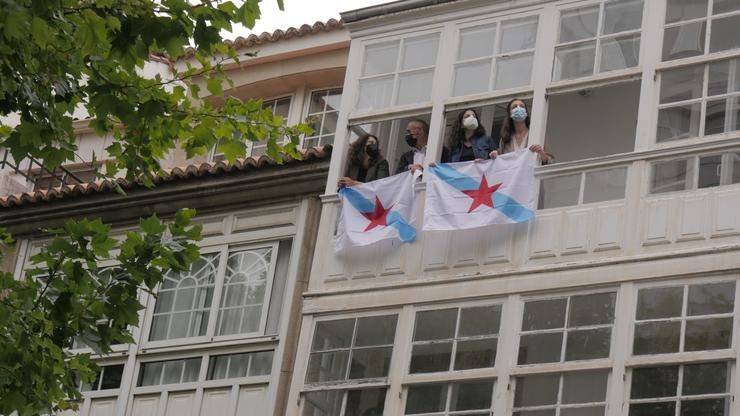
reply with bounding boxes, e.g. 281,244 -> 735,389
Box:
335,171 -> 418,252
424,149 -> 536,231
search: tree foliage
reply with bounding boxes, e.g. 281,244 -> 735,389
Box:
0,0 -> 311,186
0,1 -> 311,414
0,210 -> 202,415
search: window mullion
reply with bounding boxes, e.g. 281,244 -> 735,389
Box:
593,2 -> 606,75
700,64 -> 710,138
207,246 -> 230,339
490,23 -> 501,91
258,241 -> 280,336
680,286 -> 689,353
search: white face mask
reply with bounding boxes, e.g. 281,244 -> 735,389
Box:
462,116 -> 479,130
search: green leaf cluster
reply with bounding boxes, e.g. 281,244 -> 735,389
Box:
0,210 -> 201,415
0,0 -> 313,186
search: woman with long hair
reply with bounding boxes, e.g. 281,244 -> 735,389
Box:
337,134 -> 390,187
491,98 -> 552,164
447,108 -> 497,162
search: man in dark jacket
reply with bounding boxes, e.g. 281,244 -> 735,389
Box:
395,119 -> 449,174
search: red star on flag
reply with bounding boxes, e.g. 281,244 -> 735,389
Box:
362,196 -> 394,231
462,175 -> 502,213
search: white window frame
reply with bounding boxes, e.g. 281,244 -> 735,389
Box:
450,11 -> 541,97
553,0 -> 645,81
354,28 -> 442,113
647,148 -> 740,195
655,58 -> 740,145
661,0 -> 740,62
142,241 -> 280,349
299,309 -> 402,415
538,164 -> 631,210
302,87 -> 343,149
249,95 -> 294,158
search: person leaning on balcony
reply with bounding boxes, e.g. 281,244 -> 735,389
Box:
337,133 -> 390,187
489,98 -> 552,165
396,119 -> 450,174
447,108 -> 497,162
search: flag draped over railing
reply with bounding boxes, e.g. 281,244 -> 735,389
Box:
424,150 -> 536,231
335,171 -> 418,252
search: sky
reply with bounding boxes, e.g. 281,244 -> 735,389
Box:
229,0 -> 392,37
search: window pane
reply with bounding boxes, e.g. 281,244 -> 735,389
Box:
565,328 -> 612,360
698,154 -> 722,187
410,342 -> 453,373
453,61 -> 492,96
562,370 -> 608,404
459,25 -> 496,60
523,299 -> 567,330
708,60 -> 730,96
414,309 -> 457,341
559,7 -> 599,43
306,351 -> 349,383
734,152 -> 740,184
657,102 -> 702,140
500,17 -> 538,53
406,384 -> 447,414
599,34 -> 640,72
303,390 -> 343,416
272,98 -> 291,118
514,374 -> 559,407
630,366 -> 678,399
450,381 -> 494,411
397,70 -> 434,105
688,282 -> 736,315
401,35 -> 439,70
684,317 -> 733,351
515,410 -> 557,416
349,347 -> 393,379
705,99 -> 730,136
683,362 -> 728,395
629,402 -> 676,416
518,333 -> 563,364
227,353 -> 249,378
357,76 -> 393,110
680,399 -> 729,416
363,41 -> 398,76
312,319 -> 354,351
345,388 -> 386,416
662,21 -> 706,61
665,0 -> 708,23
100,365 -> 124,390
561,407 -> 606,416
709,14 -> 740,53
637,286 -> 683,319
554,42 -> 596,80
569,293 -> 617,327
182,358 -> 200,382
138,362 -> 162,386
495,53 -> 534,90
660,65 -> 704,104
650,159 -> 691,193
603,0 -> 643,34
355,315 -> 397,346
459,305 -> 501,336
633,321 -> 681,354
454,338 -> 497,370
539,174 -> 581,209
583,167 -> 627,204
714,0 -> 740,14
249,351 -> 273,376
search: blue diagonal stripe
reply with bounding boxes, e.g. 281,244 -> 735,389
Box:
493,193 -> 534,222
428,163 -> 479,191
339,186 -> 375,213
387,211 -> 416,242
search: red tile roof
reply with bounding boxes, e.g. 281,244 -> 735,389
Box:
0,145 -> 332,208
184,19 -> 344,58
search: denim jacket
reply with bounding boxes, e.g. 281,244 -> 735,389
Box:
448,134 -> 497,162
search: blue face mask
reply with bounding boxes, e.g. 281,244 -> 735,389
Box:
511,106 -> 528,122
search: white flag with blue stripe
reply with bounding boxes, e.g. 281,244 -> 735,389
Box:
335,171 -> 417,252
424,149 -> 536,231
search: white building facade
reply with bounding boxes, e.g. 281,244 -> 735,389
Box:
288,1 -> 740,415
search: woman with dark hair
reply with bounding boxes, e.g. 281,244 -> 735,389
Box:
337,134 -> 390,187
447,108 -> 497,162
490,98 -> 552,164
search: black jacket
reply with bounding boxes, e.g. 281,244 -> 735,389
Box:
394,147 -> 450,174
345,159 -> 390,183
